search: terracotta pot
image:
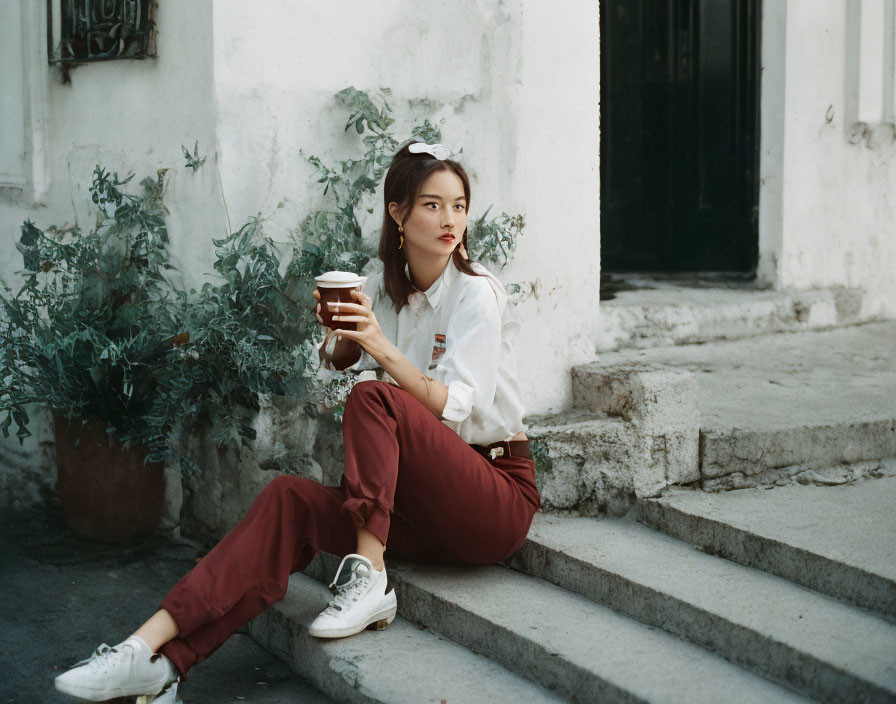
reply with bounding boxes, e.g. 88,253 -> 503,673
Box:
53,414 -> 165,542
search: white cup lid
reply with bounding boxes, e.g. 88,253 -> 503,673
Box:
314,271 -> 368,288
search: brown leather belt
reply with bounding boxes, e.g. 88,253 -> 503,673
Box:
471,439 -> 533,461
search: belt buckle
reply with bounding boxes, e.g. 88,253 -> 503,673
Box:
489,444 -> 506,459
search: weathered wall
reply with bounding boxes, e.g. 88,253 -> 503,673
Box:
0,0 -> 600,513
0,0 -> 223,292
760,0 -> 896,317
210,0 -> 601,416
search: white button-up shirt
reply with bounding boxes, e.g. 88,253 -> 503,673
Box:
317,258 -> 528,445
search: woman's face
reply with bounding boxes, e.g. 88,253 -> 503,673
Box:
391,169 -> 468,260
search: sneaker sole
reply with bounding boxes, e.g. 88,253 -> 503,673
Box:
308,604 -> 398,639
54,677 -> 171,701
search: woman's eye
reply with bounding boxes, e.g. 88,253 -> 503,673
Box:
454,204 -> 465,210
424,202 -> 438,209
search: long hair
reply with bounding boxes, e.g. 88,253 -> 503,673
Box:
378,143 -> 489,313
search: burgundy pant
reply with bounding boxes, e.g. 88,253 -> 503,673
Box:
157,380 -> 540,677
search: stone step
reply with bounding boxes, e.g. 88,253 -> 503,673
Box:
635,477 -> 896,621
507,512 -> 896,704
527,402 -> 896,511
597,281 -> 870,352
527,323 -> 896,508
373,560 -> 813,704
699,420 -> 896,490
246,571 -> 565,704
524,409 -> 662,515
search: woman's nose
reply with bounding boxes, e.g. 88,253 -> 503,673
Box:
442,209 -> 455,226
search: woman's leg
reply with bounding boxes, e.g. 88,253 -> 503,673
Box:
355,527 -> 385,570
118,377 -> 537,679
56,475 -> 364,698
133,609 -> 178,652
339,380 -> 541,566
155,476 -> 357,678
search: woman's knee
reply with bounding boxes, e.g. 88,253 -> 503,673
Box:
253,475 -> 313,517
344,380 -> 397,419
260,474 -> 299,499
346,379 -> 388,404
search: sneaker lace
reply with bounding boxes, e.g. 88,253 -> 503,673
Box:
325,569 -> 370,613
72,643 -> 120,672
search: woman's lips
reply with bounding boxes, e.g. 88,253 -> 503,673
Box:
439,234 -> 455,241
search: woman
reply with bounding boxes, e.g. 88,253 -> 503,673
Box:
54,142 -> 540,702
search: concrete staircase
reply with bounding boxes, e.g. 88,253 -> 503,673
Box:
510,504 -> 896,703
528,319 -> 896,511
246,284 -> 896,702
247,475 -> 896,703
246,568 -> 565,703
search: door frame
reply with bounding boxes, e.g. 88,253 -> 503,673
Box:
757,0 -> 785,288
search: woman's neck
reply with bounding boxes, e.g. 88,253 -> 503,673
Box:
406,252 -> 453,292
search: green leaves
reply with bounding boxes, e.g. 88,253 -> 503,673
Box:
0,167 -> 185,467
468,209 -> 525,271
182,141 -> 206,171
337,86 -> 395,136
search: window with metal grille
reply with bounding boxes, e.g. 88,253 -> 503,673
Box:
47,0 -> 156,64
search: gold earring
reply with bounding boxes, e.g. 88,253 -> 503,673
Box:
398,225 -> 404,250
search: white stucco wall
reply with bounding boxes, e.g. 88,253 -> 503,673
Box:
0,0 -> 223,294
0,1 -> 600,510
769,0 -> 896,317
210,0 -> 601,415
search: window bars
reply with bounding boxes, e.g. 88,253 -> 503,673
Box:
47,0 -> 156,64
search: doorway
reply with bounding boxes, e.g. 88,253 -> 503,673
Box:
600,0 -> 760,273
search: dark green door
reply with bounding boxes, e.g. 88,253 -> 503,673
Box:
600,0 -> 760,272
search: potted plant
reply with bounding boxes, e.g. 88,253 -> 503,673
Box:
0,168 -> 188,541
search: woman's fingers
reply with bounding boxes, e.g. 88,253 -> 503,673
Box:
331,315 -> 366,323
326,301 -> 366,312
313,290 -> 324,323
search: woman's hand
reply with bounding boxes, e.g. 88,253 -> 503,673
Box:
312,288 -> 389,364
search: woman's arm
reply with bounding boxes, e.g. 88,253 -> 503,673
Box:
378,341 -> 450,419
319,289 -> 450,419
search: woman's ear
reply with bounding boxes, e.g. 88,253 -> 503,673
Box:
387,202 -> 402,227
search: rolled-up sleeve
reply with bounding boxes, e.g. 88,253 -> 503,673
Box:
433,280 -> 501,423
314,339 -> 380,382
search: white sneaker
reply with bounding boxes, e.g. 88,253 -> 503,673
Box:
54,634 -> 179,701
137,678 -> 184,704
308,553 -> 397,638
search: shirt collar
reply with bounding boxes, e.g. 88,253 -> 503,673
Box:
407,258 -> 457,312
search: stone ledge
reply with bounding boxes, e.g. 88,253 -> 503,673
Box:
509,512 -> 896,703
701,419 -> 896,483
247,570 -> 565,703
597,284 -> 872,352
635,476 -> 896,621
525,363 -> 699,515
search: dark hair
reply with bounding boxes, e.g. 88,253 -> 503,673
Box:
378,142 -> 488,313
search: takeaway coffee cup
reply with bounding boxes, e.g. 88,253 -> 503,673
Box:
314,271 -> 368,329
314,271 -> 368,370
